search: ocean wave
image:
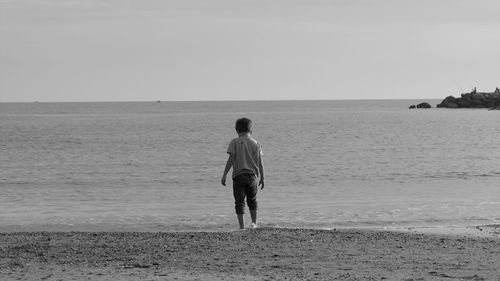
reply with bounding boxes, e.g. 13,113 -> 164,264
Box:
385,171 -> 500,181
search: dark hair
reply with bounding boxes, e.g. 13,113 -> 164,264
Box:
235,117 -> 252,134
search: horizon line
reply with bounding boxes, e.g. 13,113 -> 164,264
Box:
0,97 -> 443,104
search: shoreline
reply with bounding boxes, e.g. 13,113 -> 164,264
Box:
1,227 -> 499,280
1,223 -> 499,237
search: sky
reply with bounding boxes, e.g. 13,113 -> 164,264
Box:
0,0 -> 499,102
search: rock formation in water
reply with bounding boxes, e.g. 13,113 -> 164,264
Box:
417,102 -> 431,109
437,87 -> 500,109
409,102 -> 431,109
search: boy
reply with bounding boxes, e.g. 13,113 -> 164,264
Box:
221,117 -> 265,229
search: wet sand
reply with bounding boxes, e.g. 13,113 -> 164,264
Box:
1,227 -> 499,280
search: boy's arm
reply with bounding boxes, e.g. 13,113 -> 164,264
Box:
221,154 -> 234,186
258,155 -> 265,190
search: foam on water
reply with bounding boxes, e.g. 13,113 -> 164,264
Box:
1,100 -> 499,232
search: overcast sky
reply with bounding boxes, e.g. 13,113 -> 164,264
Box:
1,0 -> 499,102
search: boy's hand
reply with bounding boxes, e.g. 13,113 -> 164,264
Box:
221,175 -> 226,186
259,179 -> 265,190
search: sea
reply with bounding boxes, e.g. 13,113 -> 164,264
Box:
1,100 -> 499,232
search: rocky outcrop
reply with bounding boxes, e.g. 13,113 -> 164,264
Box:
417,102 -> 431,108
437,87 -> 500,109
409,102 -> 431,109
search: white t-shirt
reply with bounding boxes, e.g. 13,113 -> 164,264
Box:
227,135 -> 263,179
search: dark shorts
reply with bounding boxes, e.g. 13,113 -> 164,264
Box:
232,173 -> 258,214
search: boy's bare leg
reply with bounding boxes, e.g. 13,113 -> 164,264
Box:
250,210 -> 257,225
237,214 -> 244,229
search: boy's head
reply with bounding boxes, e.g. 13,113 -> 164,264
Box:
235,117 -> 252,134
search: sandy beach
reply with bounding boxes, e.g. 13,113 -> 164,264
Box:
1,227 -> 499,281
